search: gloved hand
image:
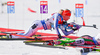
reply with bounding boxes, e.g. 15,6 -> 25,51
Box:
63,21 -> 67,24
72,28 -> 77,31
72,25 -> 80,31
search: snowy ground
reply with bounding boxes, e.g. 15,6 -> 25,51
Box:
0,41 -> 100,55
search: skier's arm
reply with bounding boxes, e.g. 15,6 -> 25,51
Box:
60,22 -> 81,36
53,14 -> 62,38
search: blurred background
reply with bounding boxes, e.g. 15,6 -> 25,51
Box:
0,0 -> 100,37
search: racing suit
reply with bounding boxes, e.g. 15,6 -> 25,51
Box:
23,13 -> 75,38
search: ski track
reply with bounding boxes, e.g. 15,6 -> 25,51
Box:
0,41 -> 100,55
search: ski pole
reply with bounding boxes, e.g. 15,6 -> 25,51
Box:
82,24 -> 98,29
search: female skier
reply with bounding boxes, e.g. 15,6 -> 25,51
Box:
23,9 -> 79,39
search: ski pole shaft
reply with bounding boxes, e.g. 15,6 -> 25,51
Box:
82,24 -> 98,29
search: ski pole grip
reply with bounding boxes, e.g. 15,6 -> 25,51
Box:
93,24 -> 98,29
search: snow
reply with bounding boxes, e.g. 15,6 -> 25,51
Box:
0,41 -> 100,55
0,0 -> 100,55
0,41 -> 81,55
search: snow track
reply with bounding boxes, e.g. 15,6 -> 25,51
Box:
0,41 -> 100,55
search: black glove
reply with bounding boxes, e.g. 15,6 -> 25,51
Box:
58,34 -> 62,39
72,27 -> 78,31
63,21 -> 67,24
72,29 -> 77,31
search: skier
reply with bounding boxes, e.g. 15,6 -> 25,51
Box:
23,9 -> 80,39
53,35 -> 100,46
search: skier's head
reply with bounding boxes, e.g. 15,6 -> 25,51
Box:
95,33 -> 100,41
62,9 -> 71,21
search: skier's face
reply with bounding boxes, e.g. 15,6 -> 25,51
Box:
62,15 -> 70,21
95,33 -> 100,42
95,38 -> 100,45
97,40 -> 100,44
97,38 -> 100,41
